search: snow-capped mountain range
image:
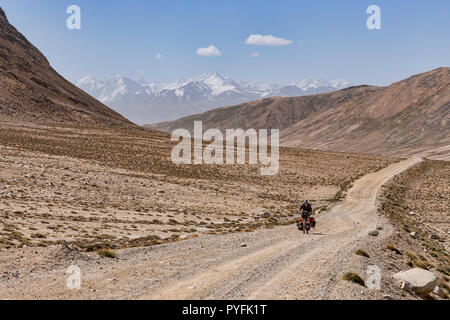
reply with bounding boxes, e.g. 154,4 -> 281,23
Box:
76,73 -> 350,124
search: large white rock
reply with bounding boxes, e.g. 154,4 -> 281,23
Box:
393,268 -> 437,297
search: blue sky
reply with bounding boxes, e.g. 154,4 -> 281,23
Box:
1,0 -> 449,85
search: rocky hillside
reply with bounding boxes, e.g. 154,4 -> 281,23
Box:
281,67 -> 450,157
150,68 -> 450,158
0,8 -> 134,127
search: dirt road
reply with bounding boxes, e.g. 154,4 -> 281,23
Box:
143,157 -> 422,300
0,157 -> 421,300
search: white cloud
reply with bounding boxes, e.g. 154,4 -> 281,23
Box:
155,53 -> 163,60
245,34 -> 293,46
196,45 -> 222,56
250,52 -> 260,58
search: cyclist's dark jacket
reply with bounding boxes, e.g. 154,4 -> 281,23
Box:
300,203 -> 312,214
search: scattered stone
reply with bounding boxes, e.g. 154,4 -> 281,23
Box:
369,230 -> 379,237
400,281 -> 411,293
409,211 -> 415,216
393,268 -> 437,297
410,231 -> 418,239
429,234 -> 440,240
126,235 -> 143,240
433,286 -> 445,298
383,294 -> 394,300
240,243 -> 247,248
260,211 -> 270,218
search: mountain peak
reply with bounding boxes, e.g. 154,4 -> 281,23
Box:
292,78 -> 351,90
211,72 -> 225,78
194,72 -> 225,81
111,74 -> 126,80
77,75 -> 97,83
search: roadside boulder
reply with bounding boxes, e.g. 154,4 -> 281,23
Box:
393,268 -> 437,297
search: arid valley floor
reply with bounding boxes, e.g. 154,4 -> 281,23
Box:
0,118 -> 448,300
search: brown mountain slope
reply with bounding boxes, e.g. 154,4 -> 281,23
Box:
281,67 -> 449,157
150,85 -> 381,133
149,68 -> 450,158
0,8 -> 134,127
